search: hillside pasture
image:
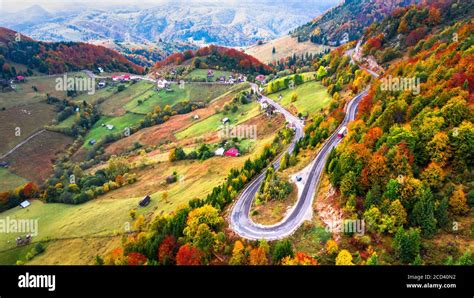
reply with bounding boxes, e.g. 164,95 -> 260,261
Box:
184,69 -> 233,81
0,102 -> 57,155
124,83 -> 232,114
268,80 -> 332,116
0,168 -> 28,192
244,35 -> 330,64
104,83 -> 250,155
82,113 -> 144,148
0,130 -> 280,264
98,80 -> 155,116
3,130 -> 73,184
0,75 -> 68,109
72,84 -> 116,105
175,101 -> 260,140
55,114 -> 77,129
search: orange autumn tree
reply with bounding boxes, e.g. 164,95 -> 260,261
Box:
282,252 -> 318,265
104,248 -> 127,265
21,182 -> 39,199
249,247 -> 268,265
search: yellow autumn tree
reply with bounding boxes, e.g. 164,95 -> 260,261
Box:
336,249 -> 353,265
449,188 -> 469,215
326,239 -> 339,255
229,240 -> 245,265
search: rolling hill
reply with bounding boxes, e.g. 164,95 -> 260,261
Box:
0,27 -> 144,78
292,0 -> 420,46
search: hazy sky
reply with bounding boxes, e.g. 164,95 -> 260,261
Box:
1,0 -> 341,13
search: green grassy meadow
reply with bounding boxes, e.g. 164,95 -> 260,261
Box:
268,80 -> 331,115
185,69 -> 233,81
82,113 -> 144,148
0,168 -> 28,192
175,101 -> 260,140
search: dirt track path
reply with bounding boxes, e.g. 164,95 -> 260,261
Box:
0,129 -> 46,160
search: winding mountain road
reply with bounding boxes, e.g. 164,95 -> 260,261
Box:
229,84 -> 368,240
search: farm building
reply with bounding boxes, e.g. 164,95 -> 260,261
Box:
214,147 -> 225,156
20,200 -> 31,208
139,195 -> 151,207
255,74 -> 265,83
221,118 -> 230,124
106,124 -> 115,130
156,78 -> 169,89
225,148 -> 239,157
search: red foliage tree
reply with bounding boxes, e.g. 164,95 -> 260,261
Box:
22,182 -> 39,199
357,90 -> 374,120
176,244 -> 203,265
448,72 -> 474,93
363,127 -> 383,149
127,252 -> 147,265
158,235 -> 177,265
406,27 -> 428,46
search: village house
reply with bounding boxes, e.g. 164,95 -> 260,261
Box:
98,81 -> 106,88
156,78 -> 169,89
262,102 -> 276,116
237,74 -> 247,82
255,74 -> 265,83
20,200 -> 31,208
214,147 -> 225,156
225,147 -> 239,157
207,70 -> 214,78
139,195 -> 151,207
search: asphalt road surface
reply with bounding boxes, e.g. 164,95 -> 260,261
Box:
230,85 -> 368,240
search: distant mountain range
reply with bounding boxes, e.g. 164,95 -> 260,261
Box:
0,1 -> 338,47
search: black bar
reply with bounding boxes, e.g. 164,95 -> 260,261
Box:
0,265 -> 472,297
